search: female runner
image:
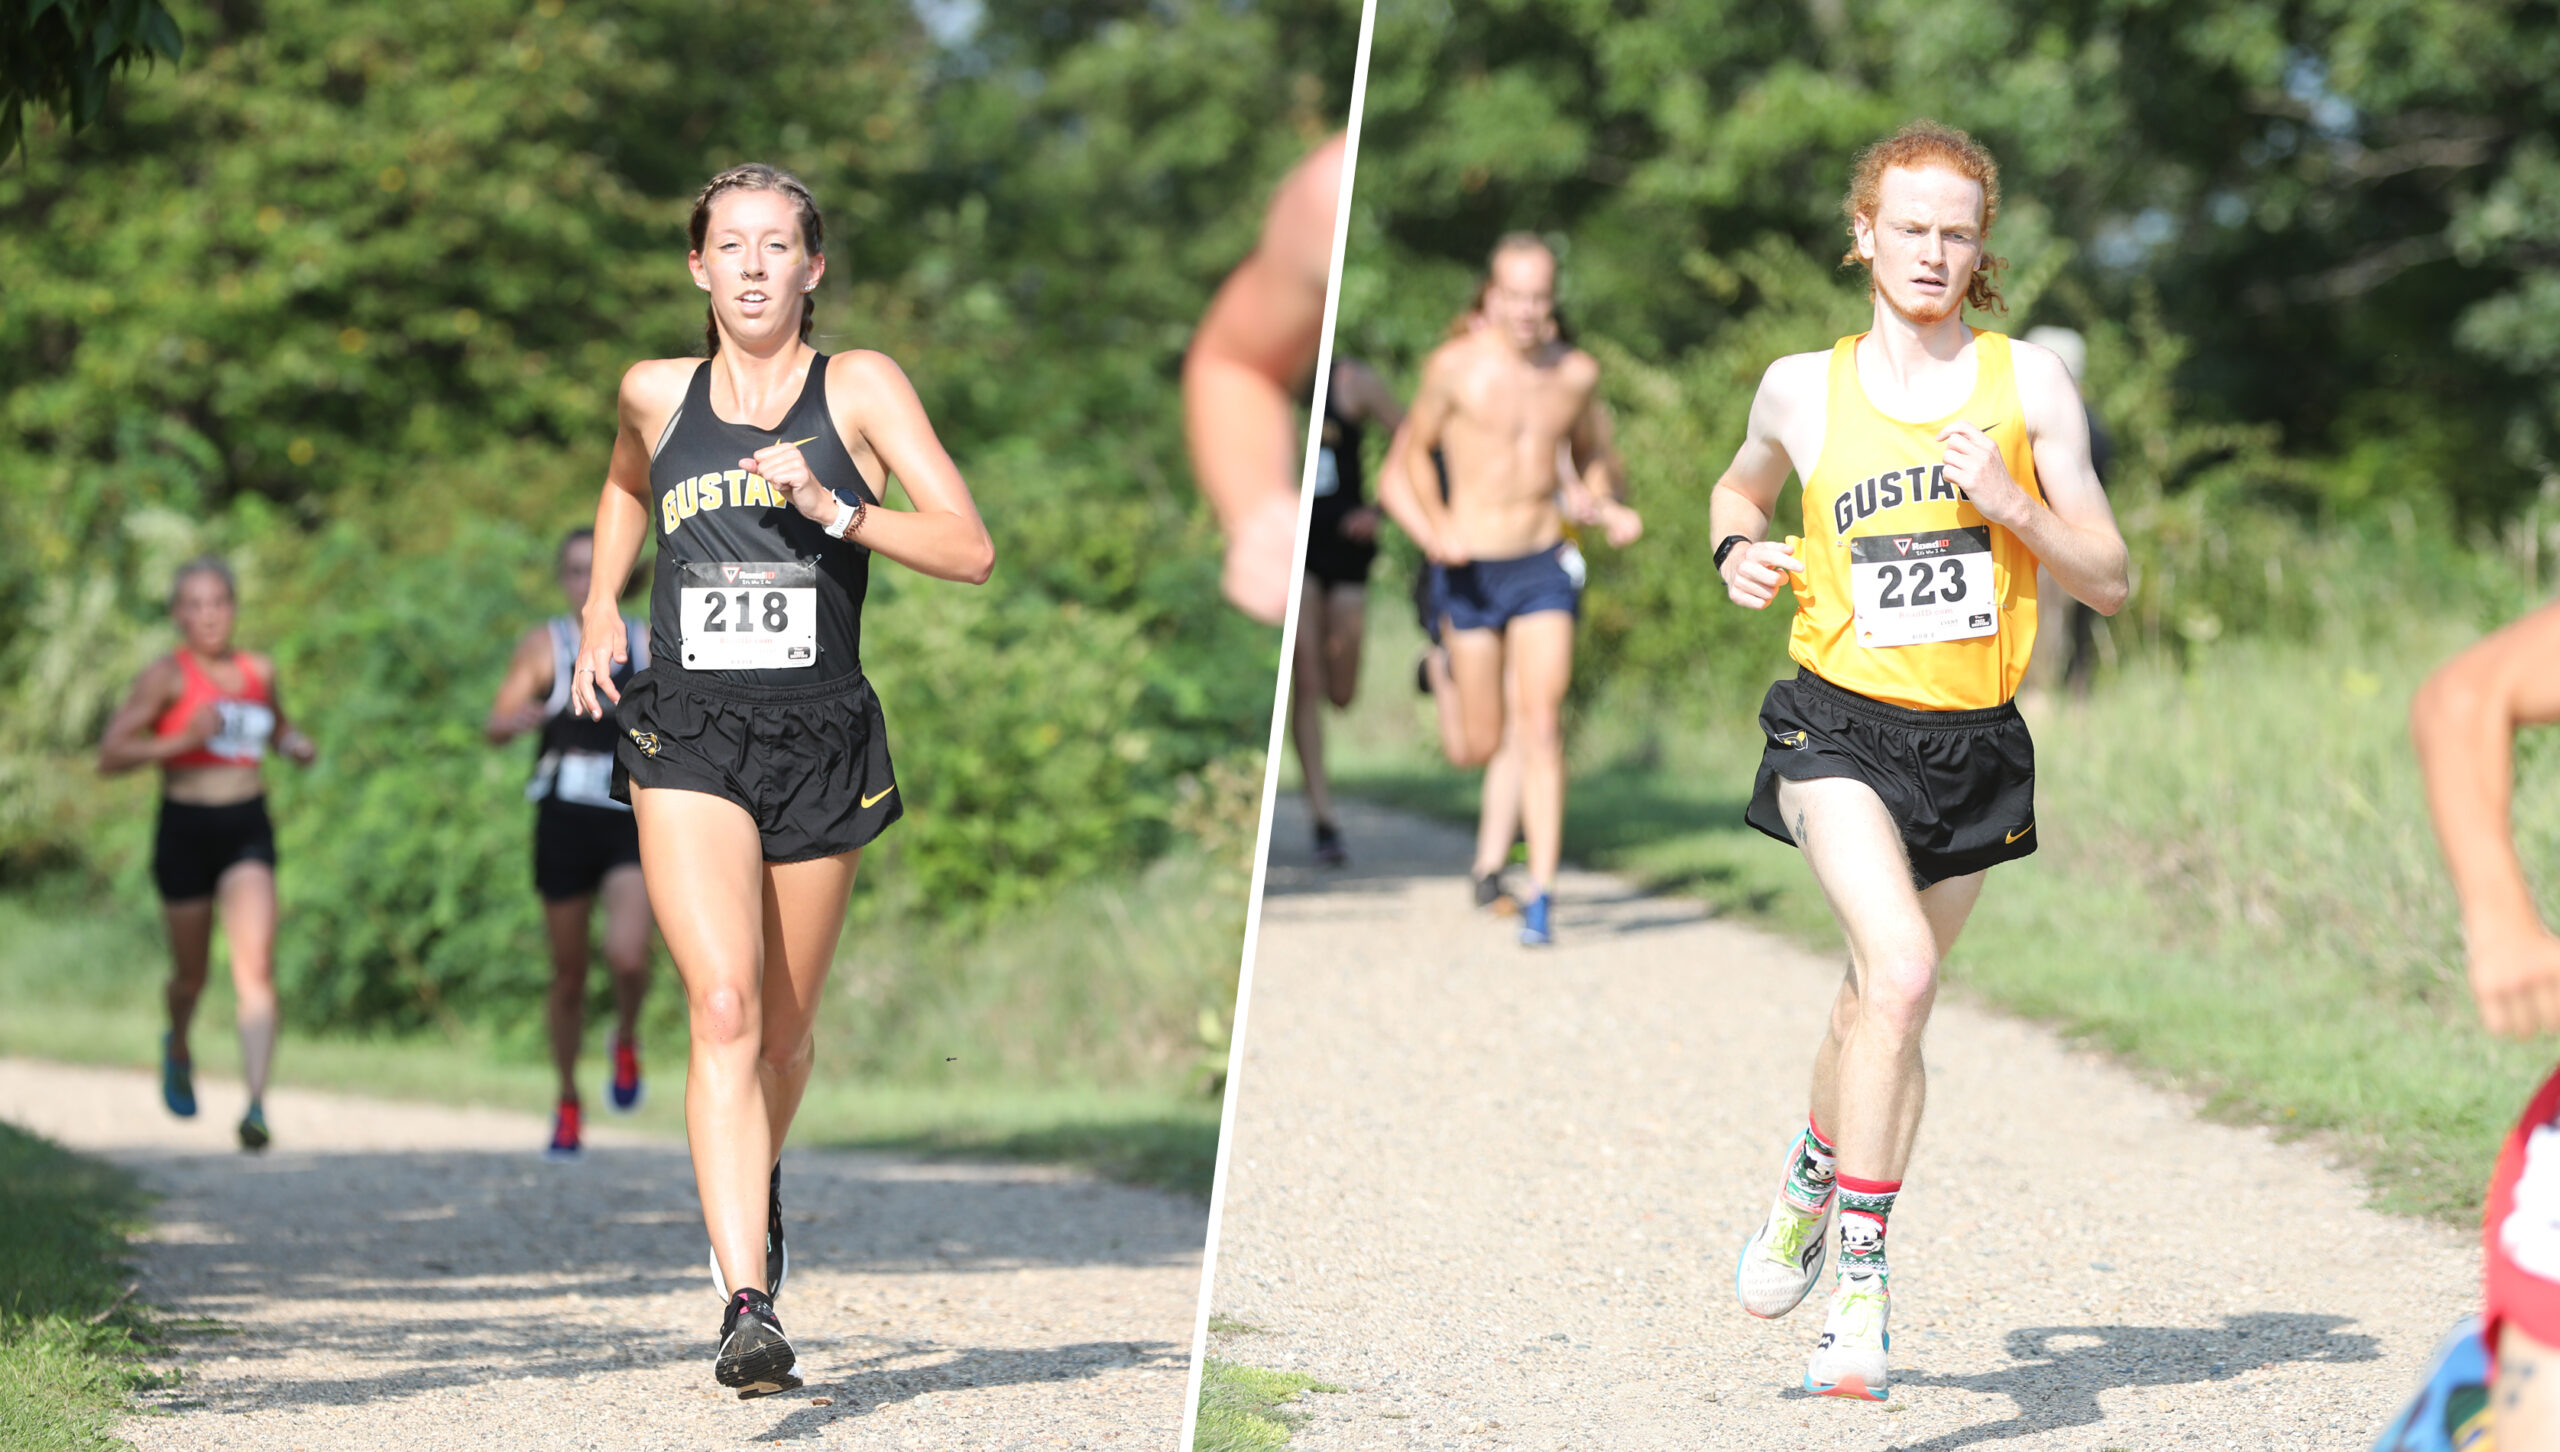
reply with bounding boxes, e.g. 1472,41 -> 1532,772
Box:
571,164 -> 993,1394
98,557 -> 317,1151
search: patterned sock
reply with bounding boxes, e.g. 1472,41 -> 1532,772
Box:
1836,1173 -> 1901,1278
1779,1116 -> 1838,1217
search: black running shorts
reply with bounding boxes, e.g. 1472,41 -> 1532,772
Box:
610,664 -> 902,864
1743,669 -> 2037,889
152,796 -> 277,902
532,799 -> 642,902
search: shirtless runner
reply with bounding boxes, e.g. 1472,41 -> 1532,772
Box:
1713,121 -> 2128,1400
1386,234 -> 1638,946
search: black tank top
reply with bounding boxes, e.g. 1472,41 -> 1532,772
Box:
531,614 -> 647,806
1311,360 -> 1367,530
646,354 -> 880,691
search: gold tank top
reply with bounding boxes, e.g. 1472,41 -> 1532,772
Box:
1785,329 -> 2043,711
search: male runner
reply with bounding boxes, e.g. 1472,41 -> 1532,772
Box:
1386,234 -> 1638,946
2409,598 -> 2560,1444
1714,121 -> 2128,1400
487,527 -> 655,1159
1185,133 -> 1344,625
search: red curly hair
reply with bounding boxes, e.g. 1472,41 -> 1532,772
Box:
1840,120 -> 2007,315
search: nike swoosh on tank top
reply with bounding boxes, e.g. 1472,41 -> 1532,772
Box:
646,354 -> 880,691
1787,329 -> 2043,712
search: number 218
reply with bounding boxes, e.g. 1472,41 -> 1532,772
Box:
703,591 -> 790,632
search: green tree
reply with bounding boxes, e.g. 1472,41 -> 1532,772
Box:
1,0 -> 182,161
0,0 -> 1360,1032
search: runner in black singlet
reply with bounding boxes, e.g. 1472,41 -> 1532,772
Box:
1293,356 -> 1402,865
485,528 -> 657,1160
569,164 -> 994,1396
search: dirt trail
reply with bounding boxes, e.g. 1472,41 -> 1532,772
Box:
0,1058 -> 1200,1450
1206,796 -> 2475,1450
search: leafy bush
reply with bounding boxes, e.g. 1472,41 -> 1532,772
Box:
0,0 -> 1363,1036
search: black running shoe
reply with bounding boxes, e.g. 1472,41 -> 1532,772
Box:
1313,820 -> 1348,868
714,1288 -> 799,1396
1473,870 -> 1512,911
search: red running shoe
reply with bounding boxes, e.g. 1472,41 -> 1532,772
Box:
546,1098 -> 582,1161
607,1035 -> 644,1114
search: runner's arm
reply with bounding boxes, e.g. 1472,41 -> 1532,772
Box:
2412,600 -> 2560,1037
1183,134 -> 1343,624
789,349 -> 993,586
1338,357 -> 1407,433
96,658 -> 198,773
1372,422 -> 1434,546
1389,351 -> 1467,565
1975,343 -> 2129,614
571,362 -> 676,719
260,655 -> 317,765
1567,390 -> 1640,547
1709,361 -> 1806,609
487,627 -> 555,745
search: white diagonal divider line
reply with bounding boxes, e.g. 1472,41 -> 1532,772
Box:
1178,0 -> 1382,1444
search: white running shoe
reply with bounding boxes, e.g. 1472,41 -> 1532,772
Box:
1734,1192 -> 1831,1319
1802,1267 -> 1890,1401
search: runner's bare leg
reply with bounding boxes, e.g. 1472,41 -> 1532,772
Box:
542,895 -> 596,1102
1289,574 -> 1339,829
635,787 -> 773,1295
599,864 -> 653,1046
1472,661 -> 1525,881
2502,1323 -> 2560,1441
1505,612 -> 1575,893
216,862 -> 279,1106
1780,775 -> 1981,1182
754,851 -> 858,1157
162,898 -> 215,1061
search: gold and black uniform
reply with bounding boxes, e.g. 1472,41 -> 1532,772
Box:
610,355 -> 903,861
1743,330 -> 2044,886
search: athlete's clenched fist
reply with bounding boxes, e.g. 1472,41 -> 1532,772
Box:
1936,422 -> 2033,528
1720,539 -> 1803,610
2470,930 -> 2560,1040
742,441 -> 836,526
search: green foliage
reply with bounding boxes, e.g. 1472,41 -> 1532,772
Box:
0,0 -> 182,162
1340,0 -> 2560,717
0,0 -> 1360,1036
1195,1360 -> 1342,1452
0,1123 -> 159,1452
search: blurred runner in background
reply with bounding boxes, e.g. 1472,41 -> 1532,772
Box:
486,527 -> 657,1160
1294,355 -> 1402,865
1387,234 -> 1636,946
97,557 -> 317,1153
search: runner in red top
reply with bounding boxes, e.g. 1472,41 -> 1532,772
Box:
2412,597 -> 2560,1442
98,557 -> 316,1151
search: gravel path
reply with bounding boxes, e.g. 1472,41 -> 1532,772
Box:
1206,795 -> 2476,1450
0,1058 -> 1201,1450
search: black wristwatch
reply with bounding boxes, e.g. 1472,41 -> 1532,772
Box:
1713,534 -> 1752,570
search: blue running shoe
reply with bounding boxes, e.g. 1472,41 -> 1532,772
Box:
161,1032 -> 197,1118
1518,892 -> 1554,947
236,1101 -> 269,1153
